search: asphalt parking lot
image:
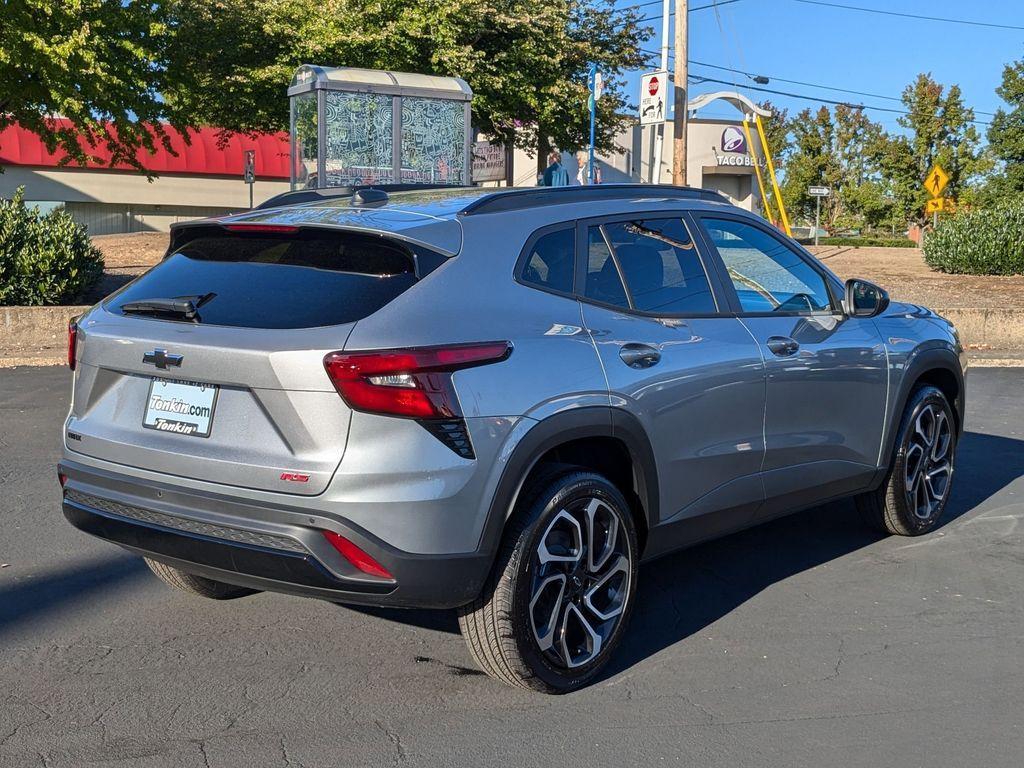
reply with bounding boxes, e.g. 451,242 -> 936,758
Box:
1,366 -> 1023,768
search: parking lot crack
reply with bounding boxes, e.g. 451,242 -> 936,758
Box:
827,637 -> 846,681
373,719 -> 407,765
197,740 -> 212,768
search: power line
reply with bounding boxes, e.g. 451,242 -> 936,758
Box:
685,73 -> 992,126
640,49 -> 992,125
688,59 -> 999,116
639,47 -> 997,121
793,0 -> 1024,32
618,0 -> 745,27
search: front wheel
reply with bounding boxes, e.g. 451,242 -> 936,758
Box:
856,385 -> 957,536
458,470 -> 639,693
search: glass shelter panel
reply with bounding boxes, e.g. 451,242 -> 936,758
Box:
290,92 -> 318,188
400,97 -> 466,184
323,91 -> 394,186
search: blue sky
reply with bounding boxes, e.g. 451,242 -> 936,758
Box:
616,0 -> 1024,135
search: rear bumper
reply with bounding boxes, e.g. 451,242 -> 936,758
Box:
59,459 -> 492,609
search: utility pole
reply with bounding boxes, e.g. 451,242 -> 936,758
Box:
672,0 -> 688,185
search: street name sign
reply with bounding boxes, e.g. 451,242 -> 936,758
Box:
640,71 -> 668,126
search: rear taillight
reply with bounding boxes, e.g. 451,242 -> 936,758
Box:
322,530 -> 393,579
323,342 -> 511,459
323,342 -> 511,419
67,317 -> 79,370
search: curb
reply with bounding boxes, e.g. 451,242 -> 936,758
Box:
2,305 -> 89,347
3,305 -> 1024,359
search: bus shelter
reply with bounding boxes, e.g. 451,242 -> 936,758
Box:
288,65 -> 473,189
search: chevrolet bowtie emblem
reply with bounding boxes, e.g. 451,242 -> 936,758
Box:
142,349 -> 183,369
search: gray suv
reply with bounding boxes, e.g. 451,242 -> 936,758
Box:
60,185 -> 965,693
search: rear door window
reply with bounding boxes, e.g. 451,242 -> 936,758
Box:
106,229 -> 430,329
582,217 -> 717,315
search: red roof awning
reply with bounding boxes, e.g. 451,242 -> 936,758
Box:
0,120 -> 291,180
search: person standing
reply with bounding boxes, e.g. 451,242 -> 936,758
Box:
575,150 -> 601,185
541,151 -> 570,187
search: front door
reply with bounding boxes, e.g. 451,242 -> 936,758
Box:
692,214 -> 888,516
575,213 -> 766,555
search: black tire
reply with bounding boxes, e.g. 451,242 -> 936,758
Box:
458,469 -> 639,694
144,557 -> 258,600
856,385 -> 957,536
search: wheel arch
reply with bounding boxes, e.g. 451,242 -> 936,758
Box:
479,407 -> 659,559
879,345 -> 965,475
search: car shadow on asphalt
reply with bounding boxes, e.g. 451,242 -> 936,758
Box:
345,430 -> 1024,679
0,553 -> 148,636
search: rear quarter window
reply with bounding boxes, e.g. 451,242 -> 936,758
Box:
106,229 -> 431,329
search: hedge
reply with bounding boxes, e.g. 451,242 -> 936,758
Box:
798,236 -> 917,248
0,188 -> 104,305
923,199 -> 1024,275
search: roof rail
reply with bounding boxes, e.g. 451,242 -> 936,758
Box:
459,184 -> 729,216
256,183 -> 473,210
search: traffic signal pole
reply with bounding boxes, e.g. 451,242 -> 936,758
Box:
672,0 -> 688,185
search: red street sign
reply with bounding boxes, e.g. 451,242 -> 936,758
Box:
648,77 -> 660,96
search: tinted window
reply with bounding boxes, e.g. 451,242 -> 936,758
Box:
584,218 -> 716,314
603,218 -> 716,314
584,226 -> 629,308
701,218 -> 833,313
106,230 -> 422,329
520,228 -> 574,294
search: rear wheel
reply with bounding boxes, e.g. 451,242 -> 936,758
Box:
458,470 -> 639,693
144,558 -> 258,600
857,385 -> 956,536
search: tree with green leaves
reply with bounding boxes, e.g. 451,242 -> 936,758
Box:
872,73 -> 988,225
780,104 -> 887,233
986,57 -> 1024,196
161,0 -> 650,174
0,0 -> 180,174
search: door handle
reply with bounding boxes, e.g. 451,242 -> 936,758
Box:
619,343 -> 661,369
766,335 -> 800,357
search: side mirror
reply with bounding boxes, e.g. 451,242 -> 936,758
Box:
844,278 -> 890,318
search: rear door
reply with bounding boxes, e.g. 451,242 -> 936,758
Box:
575,212 -> 766,548
67,225 -> 439,496
691,213 -> 888,514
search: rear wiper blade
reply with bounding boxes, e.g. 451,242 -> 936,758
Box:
121,293 -> 216,321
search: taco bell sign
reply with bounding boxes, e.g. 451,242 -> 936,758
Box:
721,126 -> 746,153
713,124 -> 761,167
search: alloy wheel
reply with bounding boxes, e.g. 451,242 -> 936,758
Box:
904,402 -> 953,520
528,497 -> 632,669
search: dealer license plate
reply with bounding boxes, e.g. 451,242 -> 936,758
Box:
142,378 -> 219,438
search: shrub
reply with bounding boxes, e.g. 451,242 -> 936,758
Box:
797,236 -> 917,248
0,187 -> 104,306
923,199 -> 1024,275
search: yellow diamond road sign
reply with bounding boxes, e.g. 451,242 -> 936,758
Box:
926,165 -> 949,197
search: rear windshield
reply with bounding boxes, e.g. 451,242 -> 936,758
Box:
106,229 -> 426,329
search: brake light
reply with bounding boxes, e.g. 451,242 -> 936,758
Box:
322,530 -> 393,579
67,317 -> 79,370
223,224 -> 299,234
323,342 -> 511,419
